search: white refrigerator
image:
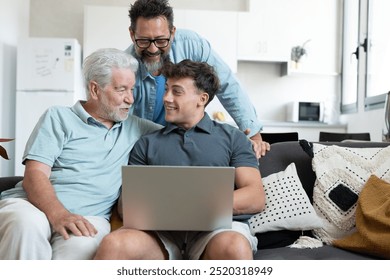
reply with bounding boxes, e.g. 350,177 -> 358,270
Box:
15,38 -> 86,175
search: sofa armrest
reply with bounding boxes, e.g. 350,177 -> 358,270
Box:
0,176 -> 23,194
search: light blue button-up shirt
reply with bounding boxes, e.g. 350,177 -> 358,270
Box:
126,28 -> 263,137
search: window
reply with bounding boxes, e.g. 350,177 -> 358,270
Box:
342,0 -> 390,113
341,0 -> 359,113
365,0 -> 390,108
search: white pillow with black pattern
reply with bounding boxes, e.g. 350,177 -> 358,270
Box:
248,162 -> 322,234
311,143 -> 390,244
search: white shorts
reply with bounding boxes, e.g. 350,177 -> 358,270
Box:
0,198 -> 110,260
156,221 -> 258,260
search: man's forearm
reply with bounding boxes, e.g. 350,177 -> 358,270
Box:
23,160 -> 68,222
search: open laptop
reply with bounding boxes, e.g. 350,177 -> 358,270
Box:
121,165 -> 235,231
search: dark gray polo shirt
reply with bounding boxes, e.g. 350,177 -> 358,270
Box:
129,114 -> 259,169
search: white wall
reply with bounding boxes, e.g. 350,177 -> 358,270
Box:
0,0 -> 30,177
29,0 -> 247,45
340,109 -> 384,142
236,63 -> 340,124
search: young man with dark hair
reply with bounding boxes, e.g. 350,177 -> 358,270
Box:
94,60 -> 265,260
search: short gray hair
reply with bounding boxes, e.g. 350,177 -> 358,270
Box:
82,48 -> 138,94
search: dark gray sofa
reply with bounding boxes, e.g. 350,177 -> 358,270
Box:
0,140 -> 388,259
253,140 -> 389,260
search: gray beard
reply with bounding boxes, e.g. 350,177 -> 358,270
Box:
144,60 -> 164,74
140,53 -> 171,75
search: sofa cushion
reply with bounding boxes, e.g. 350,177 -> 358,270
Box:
310,143 -> 390,244
254,244 -> 379,260
249,162 -> 322,234
332,175 -> 390,259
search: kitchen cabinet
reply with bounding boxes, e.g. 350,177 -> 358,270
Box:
174,9 -> 238,72
237,0 -> 341,76
237,8 -> 289,63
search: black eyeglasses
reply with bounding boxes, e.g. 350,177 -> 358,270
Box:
134,34 -> 171,49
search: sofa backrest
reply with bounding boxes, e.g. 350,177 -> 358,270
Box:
258,140 -> 390,202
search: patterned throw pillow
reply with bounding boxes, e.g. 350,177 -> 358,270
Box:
248,163 -> 322,234
311,144 -> 390,244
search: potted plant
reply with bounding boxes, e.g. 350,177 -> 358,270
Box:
291,39 -> 311,68
0,138 -> 14,160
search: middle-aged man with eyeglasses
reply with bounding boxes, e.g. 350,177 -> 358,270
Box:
126,0 -> 270,158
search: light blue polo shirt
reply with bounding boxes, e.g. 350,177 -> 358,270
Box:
1,101 -> 162,219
